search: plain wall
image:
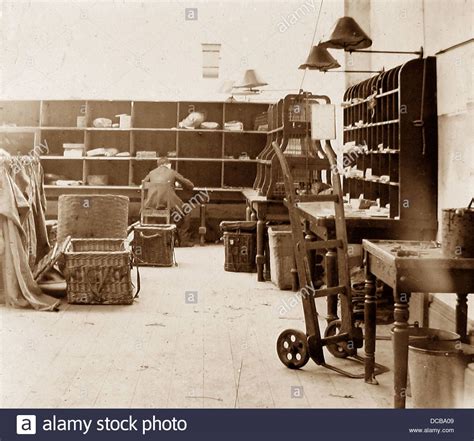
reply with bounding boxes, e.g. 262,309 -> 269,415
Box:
1,0 -> 346,105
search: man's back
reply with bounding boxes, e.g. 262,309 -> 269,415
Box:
142,160 -> 195,246
148,166 -> 177,185
143,165 -> 194,209
147,166 -> 194,189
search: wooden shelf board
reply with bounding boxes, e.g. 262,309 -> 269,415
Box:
44,184 -> 244,193
343,119 -> 400,131
173,128 -> 267,134
364,150 -> 400,155
40,156 -> 131,160
343,150 -> 399,156
27,126 -> 269,134
342,88 -> 399,109
84,156 -> 131,160
266,127 -> 284,134
134,157 -> 258,162
40,156 -> 259,163
345,176 -> 400,187
86,128 -> 131,132
0,126 -> 40,132
44,184 -> 134,190
39,127 -> 84,131
40,156 -> 84,160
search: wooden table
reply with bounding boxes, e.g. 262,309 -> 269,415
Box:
296,203 -> 437,243
241,188 -> 289,281
362,239 -> 474,408
296,203 -> 438,320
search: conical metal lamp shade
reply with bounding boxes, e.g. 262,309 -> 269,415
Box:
299,44 -> 341,71
218,80 -> 235,94
234,69 -> 268,88
323,16 -> 372,51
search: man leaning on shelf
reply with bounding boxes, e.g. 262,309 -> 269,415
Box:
143,156 -> 195,247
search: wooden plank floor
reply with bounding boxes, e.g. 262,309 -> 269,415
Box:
1,244 -> 398,408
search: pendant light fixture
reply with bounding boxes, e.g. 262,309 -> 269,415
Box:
299,43 -> 381,73
322,16 -> 372,51
299,44 -> 341,71
218,69 -> 268,102
322,16 -> 423,57
233,69 -> 268,89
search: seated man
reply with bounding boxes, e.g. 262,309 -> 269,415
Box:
143,156 -> 195,246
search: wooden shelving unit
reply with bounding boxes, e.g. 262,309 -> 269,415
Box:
342,57 -> 438,221
1,100 -> 269,192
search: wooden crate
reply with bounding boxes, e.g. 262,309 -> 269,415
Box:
220,221 -> 257,273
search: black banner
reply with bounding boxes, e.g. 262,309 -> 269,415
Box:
1,409 -> 472,440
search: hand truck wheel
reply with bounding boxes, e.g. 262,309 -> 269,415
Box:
276,329 -> 310,369
324,320 -> 353,359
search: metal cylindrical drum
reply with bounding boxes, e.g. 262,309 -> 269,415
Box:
464,363 -> 474,408
409,340 -> 466,408
391,325 -> 460,342
268,225 -> 294,290
441,199 -> 474,257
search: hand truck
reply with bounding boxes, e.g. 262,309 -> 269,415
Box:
273,94 -> 388,379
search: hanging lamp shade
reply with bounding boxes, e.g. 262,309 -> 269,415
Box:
322,16 -> 372,51
298,44 -> 341,71
234,69 -> 268,88
218,80 -> 235,94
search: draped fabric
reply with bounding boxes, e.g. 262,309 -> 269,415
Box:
13,161 -> 50,265
0,157 -> 59,311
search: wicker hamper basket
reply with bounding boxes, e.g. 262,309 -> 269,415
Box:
131,224 -> 176,267
57,195 -> 129,243
64,238 -> 134,305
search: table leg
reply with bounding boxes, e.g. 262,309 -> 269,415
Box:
245,205 -> 252,221
256,219 -> 265,282
291,258 -> 299,292
326,249 -> 338,323
456,293 -> 468,343
264,228 -> 271,281
364,264 -> 377,385
305,232 -> 316,283
198,204 -> 206,246
422,292 -> 430,328
393,290 -> 411,408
